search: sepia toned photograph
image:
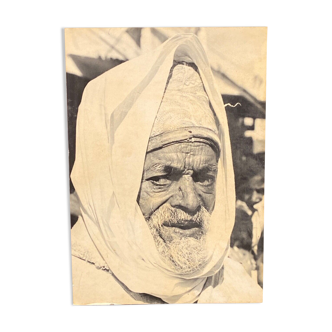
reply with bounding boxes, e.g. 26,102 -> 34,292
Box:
65,27 -> 267,305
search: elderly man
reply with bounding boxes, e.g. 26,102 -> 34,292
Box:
70,34 -> 262,304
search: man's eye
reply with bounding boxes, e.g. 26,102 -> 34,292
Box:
194,174 -> 215,186
200,178 -> 214,186
148,176 -> 171,186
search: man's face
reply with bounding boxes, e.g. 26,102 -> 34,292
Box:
241,174 -> 264,211
138,142 -> 218,273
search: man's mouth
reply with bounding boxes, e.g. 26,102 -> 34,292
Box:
162,220 -> 203,238
163,219 -> 201,229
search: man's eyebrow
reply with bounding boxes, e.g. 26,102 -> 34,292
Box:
145,163 -> 217,174
145,163 -> 174,173
197,164 -> 218,173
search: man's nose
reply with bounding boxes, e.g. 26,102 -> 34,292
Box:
170,175 -> 200,215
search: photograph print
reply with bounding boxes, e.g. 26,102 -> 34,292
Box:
65,27 -> 266,305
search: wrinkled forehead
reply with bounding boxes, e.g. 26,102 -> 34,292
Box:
143,142 -> 218,174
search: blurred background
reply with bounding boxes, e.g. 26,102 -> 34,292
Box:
66,27 -> 266,287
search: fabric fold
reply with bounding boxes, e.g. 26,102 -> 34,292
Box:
71,33 -> 236,303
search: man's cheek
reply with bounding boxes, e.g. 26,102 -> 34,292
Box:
138,185 -> 172,218
199,190 -> 216,213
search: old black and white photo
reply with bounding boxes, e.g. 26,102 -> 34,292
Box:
66,28 -> 266,304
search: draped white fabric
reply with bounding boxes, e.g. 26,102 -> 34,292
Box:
71,34 -> 236,303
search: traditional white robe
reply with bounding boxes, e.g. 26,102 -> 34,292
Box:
71,220 -> 262,304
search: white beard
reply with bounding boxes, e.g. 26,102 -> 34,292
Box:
146,203 -> 211,274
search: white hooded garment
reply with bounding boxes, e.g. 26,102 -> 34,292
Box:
71,34 -> 262,304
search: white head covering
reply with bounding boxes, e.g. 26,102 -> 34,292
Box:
148,62 -> 221,155
71,34 -> 235,304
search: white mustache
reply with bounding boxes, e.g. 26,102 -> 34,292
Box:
149,203 -> 210,229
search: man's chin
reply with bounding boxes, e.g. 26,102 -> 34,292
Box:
154,230 -> 208,274
145,204 -> 211,273
165,237 -> 208,274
